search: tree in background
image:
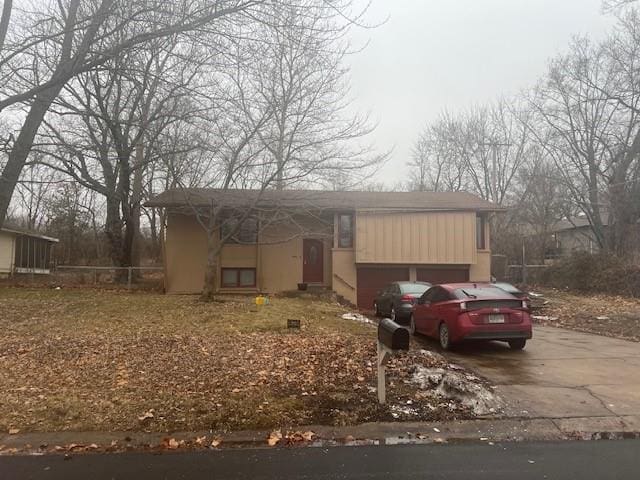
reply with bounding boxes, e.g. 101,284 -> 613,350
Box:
0,0 -> 268,229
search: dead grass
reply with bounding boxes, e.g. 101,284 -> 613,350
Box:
0,287 -> 474,434
532,288 -> 640,342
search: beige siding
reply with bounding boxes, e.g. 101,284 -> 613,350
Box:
331,248 -> 357,305
355,211 -> 477,264
164,212 -> 331,294
469,250 -> 491,282
164,214 -> 208,293
0,231 -> 15,274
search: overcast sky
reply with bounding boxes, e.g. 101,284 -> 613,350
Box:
347,0 -> 615,187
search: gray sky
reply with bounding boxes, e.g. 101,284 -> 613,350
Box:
347,0 -> 615,187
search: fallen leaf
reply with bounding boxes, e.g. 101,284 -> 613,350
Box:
267,430 -> 282,446
8,428 -> 19,435
211,437 -> 222,448
195,436 -> 207,446
138,410 -> 154,422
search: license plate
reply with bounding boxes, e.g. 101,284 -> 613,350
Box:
487,314 -> 505,324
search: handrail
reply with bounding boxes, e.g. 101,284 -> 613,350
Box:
333,273 -> 355,291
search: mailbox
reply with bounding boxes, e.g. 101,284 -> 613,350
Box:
377,318 -> 410,351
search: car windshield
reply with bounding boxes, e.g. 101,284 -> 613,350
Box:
401,283 -> 431,294
493,282 -> 521,294
454,287 -> 516,299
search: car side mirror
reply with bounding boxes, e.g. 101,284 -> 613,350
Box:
417,298 -> 426,305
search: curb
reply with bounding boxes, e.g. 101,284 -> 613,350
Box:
1,416 -> 639,455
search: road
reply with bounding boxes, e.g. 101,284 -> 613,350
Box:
417,326 -> 640,426
1,440 -> 639,479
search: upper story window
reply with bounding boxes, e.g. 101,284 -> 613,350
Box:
221,217 -> 258,244
338,214 -> 353,248
476,214 -> 486,250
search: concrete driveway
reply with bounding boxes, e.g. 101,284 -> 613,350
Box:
424,326 -> 640,430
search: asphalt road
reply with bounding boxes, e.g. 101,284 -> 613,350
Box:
2,440 -> 639,480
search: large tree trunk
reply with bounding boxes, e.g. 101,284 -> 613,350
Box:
0,91 -> 59,228
201,206 -> 220,301
105,195 -> 127,281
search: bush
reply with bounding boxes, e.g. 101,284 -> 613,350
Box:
540,252 -> 640,297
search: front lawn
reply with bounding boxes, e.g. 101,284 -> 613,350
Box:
532,288 -> 640,342
0,287 -> 481,434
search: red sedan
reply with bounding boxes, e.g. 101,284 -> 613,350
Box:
409,283 -> 532,350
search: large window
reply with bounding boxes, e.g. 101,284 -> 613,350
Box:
14,235 -> 52,271
221,268 -> 256,288
221,217 -> 258,244
338,214 -> 353,248
476,214 -> 486,250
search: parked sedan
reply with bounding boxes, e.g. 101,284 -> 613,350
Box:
374,281 -> 432,323
410,283 -> 532,350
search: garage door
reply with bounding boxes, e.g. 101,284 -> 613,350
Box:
356,267 -> 409,310
416,267 -> 469,284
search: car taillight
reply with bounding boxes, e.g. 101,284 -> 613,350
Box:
521,300 -> 529,311
400,294 -> 415,304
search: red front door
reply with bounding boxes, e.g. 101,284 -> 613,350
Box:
303,239 -> 324,283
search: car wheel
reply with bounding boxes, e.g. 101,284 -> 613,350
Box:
408,314 -> 416,335
374,302 -> 380,317
390,306 -> 396,321
508,339 -> 526,350
439,323 -> 451,350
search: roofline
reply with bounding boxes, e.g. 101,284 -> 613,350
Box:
0,227 -> 59,243
145,203 -> 506,213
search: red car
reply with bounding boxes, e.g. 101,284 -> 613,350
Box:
409,283 -> 532,350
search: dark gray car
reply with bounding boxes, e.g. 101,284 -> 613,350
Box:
374,281 -> 432,323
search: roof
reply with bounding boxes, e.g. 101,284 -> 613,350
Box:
551,215 -> 609,233
0,227 -> 59,243
146,188 -> 503,213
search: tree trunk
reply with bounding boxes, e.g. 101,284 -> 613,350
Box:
201,206 -> 220,301
0,90 -> 60,228
104,195 -> 126,281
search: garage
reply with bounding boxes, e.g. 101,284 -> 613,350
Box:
416,267 -> 469,284
356,267 -> 409,309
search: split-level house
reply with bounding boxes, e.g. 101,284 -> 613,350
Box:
147,189 -> 502,309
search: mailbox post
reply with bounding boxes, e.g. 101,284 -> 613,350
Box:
376,318 -> 410,404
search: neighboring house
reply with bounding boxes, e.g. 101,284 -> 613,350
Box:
548,216 -> 609,258
147,189 -> 503,309
0,227 -> 59,277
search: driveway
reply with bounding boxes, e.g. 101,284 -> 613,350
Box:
425,326 -> 640,428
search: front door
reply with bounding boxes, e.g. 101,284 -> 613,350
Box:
303,239 -> 324,283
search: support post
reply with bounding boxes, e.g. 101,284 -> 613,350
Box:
127,267 -> 132,290
377,341 -> 392,405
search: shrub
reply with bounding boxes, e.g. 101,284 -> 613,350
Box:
540,252 -> 640,297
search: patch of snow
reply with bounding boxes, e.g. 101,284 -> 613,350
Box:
341,313 -> 374,325
411,366 -> 503,416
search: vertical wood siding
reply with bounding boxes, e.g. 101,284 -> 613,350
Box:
355,211 -> 477,264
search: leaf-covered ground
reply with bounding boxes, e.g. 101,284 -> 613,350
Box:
0,287 -> 479,434
531,288 -> 640,342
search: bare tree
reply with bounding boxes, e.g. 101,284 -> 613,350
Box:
0,0 -> 266,229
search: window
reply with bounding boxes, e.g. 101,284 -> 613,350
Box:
14,235 -> 52,270
420,287 -> 436,303
221,217 -> 258,244
431,288 -> 451,303
476,214 -> 486,250
338,214 -> 353,248
221,268 -> 256,288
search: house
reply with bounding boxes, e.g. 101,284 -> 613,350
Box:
548,216 -> 608,258
0,226 -> 59,277
146,189 -> 503,308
